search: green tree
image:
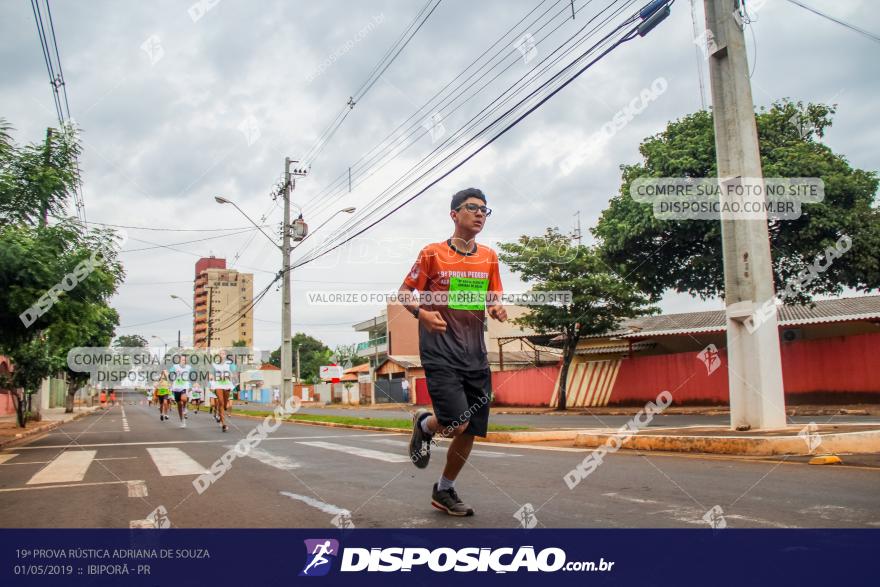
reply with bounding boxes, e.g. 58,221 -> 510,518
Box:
0,121 -> 125,424
269,332 -> 332,384
593,100 -> 880,303
0,120 -> 82,226
114,334 -> 148,348
499,228 -> 655,410
332,344 -> 369,370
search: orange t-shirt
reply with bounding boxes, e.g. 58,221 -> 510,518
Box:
404,240 -> 503,370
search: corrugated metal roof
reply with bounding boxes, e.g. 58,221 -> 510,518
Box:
618,295 -> 880,338
386,355 -> 423,369
575,342 -> 656,355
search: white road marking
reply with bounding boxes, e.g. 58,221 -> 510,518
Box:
0,454 -> 18,464
13,432 -> 405,450
146,448 -> 208,476
297,441 -> 410,463
127,480 -> 148,497
121,404 -> 130,432
602,492 -> 661,505
369,438 -> 521,458
280,491 -> 350,516
0,480 -> 140,493
27,451 -> 96,485
222,445 -> 300,470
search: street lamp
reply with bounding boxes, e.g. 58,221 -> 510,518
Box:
170,294 -> 192,309
214,196 -> 281,250
170,295 -> 193,348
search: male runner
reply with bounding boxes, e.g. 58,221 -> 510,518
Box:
169,354 -> 192,428
401,187 -> 506,517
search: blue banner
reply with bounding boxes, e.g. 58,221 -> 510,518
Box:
1,529 -> 875,585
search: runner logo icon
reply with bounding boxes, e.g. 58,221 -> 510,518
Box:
300,539 -> 339,577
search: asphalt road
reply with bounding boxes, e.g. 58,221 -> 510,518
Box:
1,391 -> 878,529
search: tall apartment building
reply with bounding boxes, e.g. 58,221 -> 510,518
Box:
193,256 -> 254,349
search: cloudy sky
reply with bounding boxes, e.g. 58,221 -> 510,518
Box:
2,0 -> 877,352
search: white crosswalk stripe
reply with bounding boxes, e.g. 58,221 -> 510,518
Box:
367,438 -> 522,458
27,451 -> 96,485
146,447 -> 208,476
297,441 -> 410,463
222,445 -> 301,470
0,454 -> 18,465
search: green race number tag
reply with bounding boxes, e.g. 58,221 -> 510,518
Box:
448,276 -> 489,310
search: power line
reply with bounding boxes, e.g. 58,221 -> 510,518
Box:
300,0 -> 569,218
294,1 -> 663,269
318,0 -> 624,234
122,228 -> 258,253
301,0 -> 442,169
86,220 -> 272,232
44,0 -> 71,119
782,0 -> 880,45
118,311 -> 192,330
30,0 -> 87,223
108,230 -> 276,274
304,0 -> 638,259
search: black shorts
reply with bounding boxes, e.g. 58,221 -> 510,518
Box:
424,365 -> 492,437
173,391 -> 187,403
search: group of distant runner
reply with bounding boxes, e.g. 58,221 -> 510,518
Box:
148,349 -> 239,432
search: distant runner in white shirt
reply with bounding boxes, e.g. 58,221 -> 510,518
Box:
169,355 -> 192,428
190,382 -> 203,413
211,350 -> 237,433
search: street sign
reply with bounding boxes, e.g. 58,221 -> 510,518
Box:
319,365 -> 343,380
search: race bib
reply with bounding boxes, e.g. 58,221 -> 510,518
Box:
448,276 -> 489,310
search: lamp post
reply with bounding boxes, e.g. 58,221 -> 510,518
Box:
215,193 -> 355,406
170,295 -> 192,348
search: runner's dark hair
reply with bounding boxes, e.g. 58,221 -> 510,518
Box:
451,187 -> 486,210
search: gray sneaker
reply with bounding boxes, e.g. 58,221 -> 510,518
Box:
431,483 -> 474,517
409,409 -> 433,469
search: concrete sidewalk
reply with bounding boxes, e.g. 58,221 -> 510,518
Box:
0,405 -> 102,448
568,423 -> 880,456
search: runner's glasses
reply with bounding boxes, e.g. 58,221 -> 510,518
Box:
456,203 -> 492,216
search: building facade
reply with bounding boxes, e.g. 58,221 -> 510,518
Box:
193,256 -> 254,349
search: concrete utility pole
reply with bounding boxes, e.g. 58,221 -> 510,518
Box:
280,158 -> 309,405
703,0 -> 786,429
281,157 -> 293,407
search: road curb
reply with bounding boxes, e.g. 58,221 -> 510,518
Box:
572,428 -> 880,456
0,409 -> 96,449
484,430 -> 582,443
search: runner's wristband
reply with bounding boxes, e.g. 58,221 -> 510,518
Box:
410,306 -> 420,319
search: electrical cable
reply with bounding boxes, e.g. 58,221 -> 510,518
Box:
305,0 -> 639,257
783,0 -> 880,44
293,1 -> 665,269
301,0 -> 442,169
300,0 -> 570,217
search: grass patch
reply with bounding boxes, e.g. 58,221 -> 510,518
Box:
287,413 -> 528,431
230,409 -> 528,431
